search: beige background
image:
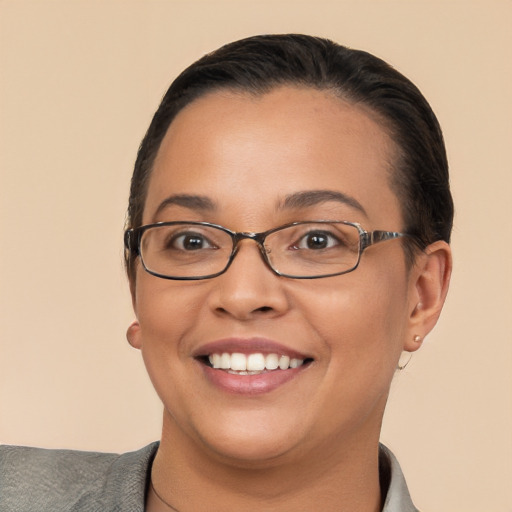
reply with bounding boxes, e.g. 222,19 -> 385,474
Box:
1,1 -> 511,510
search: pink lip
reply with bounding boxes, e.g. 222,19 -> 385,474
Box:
200,363 -> 310,395
193,337 -> 313,396
193,337 -> 309,359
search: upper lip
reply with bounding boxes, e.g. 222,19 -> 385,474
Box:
192,337 -> 311,360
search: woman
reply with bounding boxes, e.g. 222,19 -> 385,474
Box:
0,34 -> 452,512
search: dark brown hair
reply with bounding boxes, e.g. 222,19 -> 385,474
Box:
125,34 -> 453,279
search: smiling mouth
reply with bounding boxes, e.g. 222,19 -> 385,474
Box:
199,352 -> 314,375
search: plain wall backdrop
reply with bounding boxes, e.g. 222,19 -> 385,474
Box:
1,1 -> 511,510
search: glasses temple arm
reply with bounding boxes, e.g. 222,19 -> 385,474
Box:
362,230 -> 406,250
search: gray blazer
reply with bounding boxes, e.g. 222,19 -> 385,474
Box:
0,442 -> 418,511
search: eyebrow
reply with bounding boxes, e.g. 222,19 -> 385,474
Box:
279,190 -> 368,216
154,194 -> 216,217
153,189 -> 367,219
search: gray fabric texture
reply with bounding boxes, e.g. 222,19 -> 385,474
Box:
0,442 -> 158,512
0,441 -> 418,511
379,444 -> 419,512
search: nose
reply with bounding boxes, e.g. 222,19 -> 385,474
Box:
207,239 -> 289,321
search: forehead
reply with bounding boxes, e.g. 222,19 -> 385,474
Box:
146,86 -> 402,228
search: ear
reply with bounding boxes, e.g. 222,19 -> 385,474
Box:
126,319 -> 142,349
404,240 -> 452,352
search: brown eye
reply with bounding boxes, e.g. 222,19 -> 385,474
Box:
295,231 -> 341,250
306,233 -> 329,249
170,232 -> 215,251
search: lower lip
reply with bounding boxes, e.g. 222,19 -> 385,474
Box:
200,363 -> 308,395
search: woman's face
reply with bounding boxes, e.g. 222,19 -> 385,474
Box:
131,86 -> 419,465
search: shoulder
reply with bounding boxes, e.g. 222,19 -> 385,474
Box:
379,443 -> 420,512
0,442 -> 159,512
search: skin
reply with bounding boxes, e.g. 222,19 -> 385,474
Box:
127,86 -> 451,512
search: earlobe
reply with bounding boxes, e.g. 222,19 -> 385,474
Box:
404,240 -> 452,352
126,319 -> 142,349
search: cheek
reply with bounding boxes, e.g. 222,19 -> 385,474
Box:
292,276 -> 408,433
133,277 -> 202,386
133,278 -> 204,411
135,276 -> 201,338
300,269 -> 409,373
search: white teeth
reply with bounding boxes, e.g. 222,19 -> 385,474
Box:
207,352 -> 304,372
220,353 -> 230,369
265,353 -> 279,370
247,353 -> 266,371
230,353 -> 247,371
278,355 -> 290,370
209,354 -> 221,368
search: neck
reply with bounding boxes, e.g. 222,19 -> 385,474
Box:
148,412 -> 383,512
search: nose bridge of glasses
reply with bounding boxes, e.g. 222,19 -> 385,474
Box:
234,231 -> 268,249
231,232 -> 273,269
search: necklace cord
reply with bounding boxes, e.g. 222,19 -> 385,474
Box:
150,479 -> 180,512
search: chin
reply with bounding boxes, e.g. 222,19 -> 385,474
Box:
205,434 -> 297,467
189,412 -> 307,466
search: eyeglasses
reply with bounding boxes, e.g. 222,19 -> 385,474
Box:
124,221 -> 408,280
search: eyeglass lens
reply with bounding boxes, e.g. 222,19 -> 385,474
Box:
139,222 -> 361,279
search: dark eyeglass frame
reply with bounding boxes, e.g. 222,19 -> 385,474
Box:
124,220 -> 410,280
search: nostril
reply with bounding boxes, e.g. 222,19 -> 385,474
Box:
214,305 -> 274,318
256,306 -> 273,313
